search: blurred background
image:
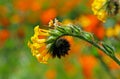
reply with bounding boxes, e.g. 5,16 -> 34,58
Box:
0,0 -> 120,79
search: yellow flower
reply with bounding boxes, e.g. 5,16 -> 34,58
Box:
28,19 -> 71,64
28,25 -> 50,64
92,0 -> 120,22
92,0 -> 107,22
106,24 -> 120,37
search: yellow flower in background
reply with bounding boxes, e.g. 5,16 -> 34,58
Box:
106,24 -> 120,37
28,25 -> 50,64
92,0 -> 120,22
92,0 -> 107,22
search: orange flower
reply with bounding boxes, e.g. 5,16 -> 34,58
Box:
13,0 -> 32,12
0,6 -> 8,16
0,29 -> 10,42
0,29 -> 10,47
78,15 -> 99,32
0,17 -> 10,28
78,55 -> 97,79
40,8 -> 57,24
17,28 -> 25,39
30,1 -> 41,11
64,62 -> 76,77
78,14 -> 105,40
70,41 -> 82,54
94,25 -> 105,40
60,0 -> 81,14
10,14 -> 23,24
45,69 -> 56,79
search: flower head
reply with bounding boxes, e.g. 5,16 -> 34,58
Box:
28,19 -> 71,63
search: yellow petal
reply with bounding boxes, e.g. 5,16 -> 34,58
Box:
31,36 -> 46,43
32,50 -> 39,56
37,39 -> 46,43
35,50 -> 48,63
39,29 -> 49,33
40,50 -> 48,56
31,35 -> 38,43
39,32 -> 49,36
32,43 -> 43,49
34,25 -> 39,34
42,54 -> 50,63
36,53 -> 43,62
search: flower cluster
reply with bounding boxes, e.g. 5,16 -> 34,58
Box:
28,19 -> 71,63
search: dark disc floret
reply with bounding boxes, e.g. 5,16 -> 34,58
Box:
51,38 -> 70,58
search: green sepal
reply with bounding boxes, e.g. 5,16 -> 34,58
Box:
62,26 -> 72,34
56,26 -> 66,33
46,36 -> 56,44
70,25 -> 81,34
49,29 -> 62,36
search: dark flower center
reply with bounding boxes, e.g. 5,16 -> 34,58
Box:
52,38 -> 70,58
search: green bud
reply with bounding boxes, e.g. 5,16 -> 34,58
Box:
70,26 -> 80,34
63,26 -> 72,34
73,25 -> 81,32
56,26 -> 66,33
82,32 -> 93,41
49,30 -> 62,36
102,42 -> 115,56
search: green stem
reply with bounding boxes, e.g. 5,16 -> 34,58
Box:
53,25 -> 120,65
73,35 -> 120,65
111,55 -> 120,65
